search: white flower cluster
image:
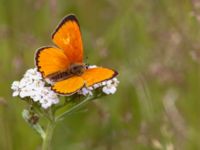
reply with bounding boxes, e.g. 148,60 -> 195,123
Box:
79,65 -> 119,96
11,68 -> 59,109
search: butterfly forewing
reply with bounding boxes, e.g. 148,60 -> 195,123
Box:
52,15 -> 83,63
35,47 -> 70,78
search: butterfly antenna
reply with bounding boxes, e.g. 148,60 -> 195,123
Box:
85,56 -> 90,68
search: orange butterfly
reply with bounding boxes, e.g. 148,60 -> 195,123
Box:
35,15 -> 118,95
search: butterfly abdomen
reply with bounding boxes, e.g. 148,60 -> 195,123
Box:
47,63 -> 85,82
47,71 -> 72,82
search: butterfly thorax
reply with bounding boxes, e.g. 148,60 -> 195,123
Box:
70,63 -> 86,75
47,63 -> 86,82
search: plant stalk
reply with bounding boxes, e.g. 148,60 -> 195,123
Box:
55,95 -> 96,122
42,121 -> 55,150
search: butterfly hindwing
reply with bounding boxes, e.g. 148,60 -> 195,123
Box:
52,15 -> 83,63
51,76 -> 85,95
81,67 -> 118,87
35,47 -> 70,78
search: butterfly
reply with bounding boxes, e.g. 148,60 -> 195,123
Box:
35,14 -> 118,95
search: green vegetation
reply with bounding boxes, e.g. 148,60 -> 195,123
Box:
1,0 -> 200,149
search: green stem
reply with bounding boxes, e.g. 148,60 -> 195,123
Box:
42,121 -> 56,150
55,96 -> 95,122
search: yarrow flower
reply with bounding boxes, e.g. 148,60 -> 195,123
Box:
11,68 -> 59,109
11,66 -> 119,109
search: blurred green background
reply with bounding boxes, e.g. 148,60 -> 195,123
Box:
1,0 -> 200,149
